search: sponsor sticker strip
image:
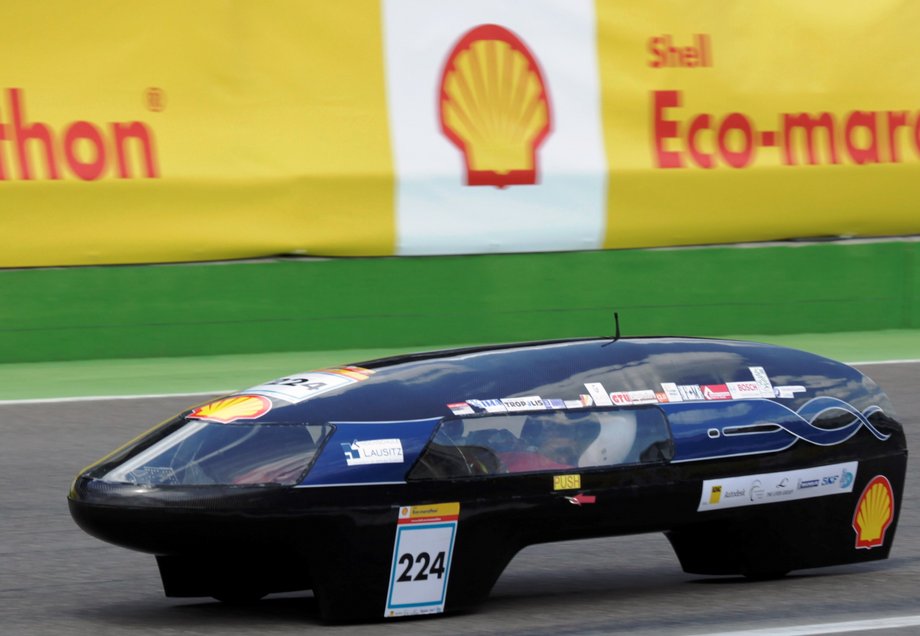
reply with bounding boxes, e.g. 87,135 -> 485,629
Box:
446,367 -> 803,415
698,461 -> 858,511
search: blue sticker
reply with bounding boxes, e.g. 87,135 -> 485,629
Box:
299,418 -> 441,486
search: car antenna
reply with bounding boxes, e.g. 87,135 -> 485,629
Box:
603,312 -> 621,347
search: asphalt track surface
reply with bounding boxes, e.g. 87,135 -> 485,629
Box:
2,363 -> 918,636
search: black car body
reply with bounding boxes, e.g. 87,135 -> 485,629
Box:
69,337 -> 908,621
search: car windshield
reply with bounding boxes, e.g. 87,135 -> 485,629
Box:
100,419 -> 331,486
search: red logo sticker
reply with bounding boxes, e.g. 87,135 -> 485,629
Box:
853,475 -> 894,549
702,384 -> 732,400
188,395 -> 272,424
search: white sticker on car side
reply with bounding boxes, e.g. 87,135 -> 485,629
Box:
584,382 -> 613,406
341,439 -> 404,466
749,366 -> 775,398
774,385 -> 807,399
698,461 -> 857,511
385,503 -> 459,617
727,381 -> 762,399
661,382 -> 683,402
246,371 -> 355,403
501,396 -> 547,412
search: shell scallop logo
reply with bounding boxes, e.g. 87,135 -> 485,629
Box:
188,395 -> 272,424
852,475 -> 894,549
439,24 -> 552,188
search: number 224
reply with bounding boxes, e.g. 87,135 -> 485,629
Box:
396,551 -> 446,582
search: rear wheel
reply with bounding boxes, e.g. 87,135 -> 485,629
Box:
666,520 -> 796,578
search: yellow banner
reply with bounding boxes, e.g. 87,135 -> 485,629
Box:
597,1 -> 920,249
0,2 -> 394,266
3,2 -> 920,266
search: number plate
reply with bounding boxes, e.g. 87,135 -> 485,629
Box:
384,503 -> 459,617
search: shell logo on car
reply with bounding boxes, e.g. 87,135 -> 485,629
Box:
187,395 -> 272,424
852,475 -> 894,549
330,366 -> 376,381
439,24 -> 551,188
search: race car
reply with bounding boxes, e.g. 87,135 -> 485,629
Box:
68,336 -> 908,622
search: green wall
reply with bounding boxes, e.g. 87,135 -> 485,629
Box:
1,240 -> 917,364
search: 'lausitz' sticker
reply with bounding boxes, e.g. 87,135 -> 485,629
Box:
341,439 -> 404,466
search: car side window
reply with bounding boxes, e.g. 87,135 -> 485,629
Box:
409,407 -> 672,479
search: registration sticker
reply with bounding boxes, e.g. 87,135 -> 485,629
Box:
385,503 -> 459,617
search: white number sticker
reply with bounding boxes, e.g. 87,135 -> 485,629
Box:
385,503 -> 459,617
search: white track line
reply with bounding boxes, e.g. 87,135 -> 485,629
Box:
696,614 -> 920,636
849,358 -> 920,366
0,390 -> 229,406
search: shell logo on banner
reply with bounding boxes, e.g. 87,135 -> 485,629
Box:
852,475 -> 894,549
187,395 -> 272,424
383,0 -> 608,256
439,24 -> 551,188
